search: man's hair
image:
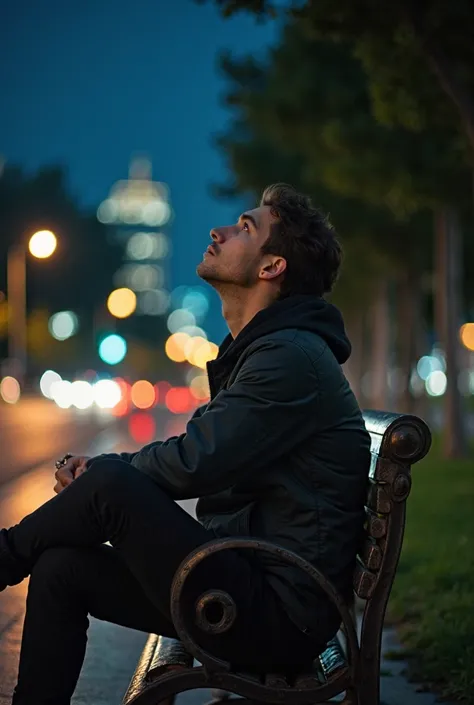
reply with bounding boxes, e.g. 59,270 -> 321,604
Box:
260,183 -> 342,299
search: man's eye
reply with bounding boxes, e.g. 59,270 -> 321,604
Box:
242,222 -> 250,232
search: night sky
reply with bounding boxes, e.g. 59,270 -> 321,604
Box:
1,0 -> 279,341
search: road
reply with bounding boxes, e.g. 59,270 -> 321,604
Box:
0,398 -> 200,705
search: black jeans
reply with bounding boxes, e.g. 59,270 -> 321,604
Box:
6,458 -> 320,705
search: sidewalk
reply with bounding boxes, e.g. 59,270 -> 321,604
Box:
380,626 -> 454,705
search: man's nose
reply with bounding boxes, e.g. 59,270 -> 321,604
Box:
210,227 -> 225,243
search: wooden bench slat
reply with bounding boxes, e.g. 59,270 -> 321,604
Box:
353,561 -> 377,599
146,635 -> 193,682
359,539 -> 383,571
365,508 -> 387,539
122,633 -> 159,704
367,484 -> 391,514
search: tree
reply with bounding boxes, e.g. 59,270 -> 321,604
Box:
206,1 -> 474,154
207,4 -> 474,455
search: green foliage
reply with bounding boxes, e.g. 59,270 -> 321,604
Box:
209,0 -> 474,153
215,21 -> 447,314
389,437 -> 474,702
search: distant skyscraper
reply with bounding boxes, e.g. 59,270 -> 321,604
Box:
97,156 -> 173,316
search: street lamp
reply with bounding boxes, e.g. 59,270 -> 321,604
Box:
7,230 -> 57,384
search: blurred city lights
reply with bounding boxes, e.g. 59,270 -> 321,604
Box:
97,158 -> 173,227
182,289 -> 209,320
39,370 -> 62,399
189,375 -> 211,401
180,325 -> 207,339
155,380 -> 172,405
126,232 -> 169,260
128,412 -> 156,444
71,381 -> 94,410
0,376 -> 21,404
165,332 -> 190,362
184,336 -> 218,369
416,355 -> 443,381
93,379 -> 122,409
48,311 -> 79,341
167,308 -> 196,333
165,387 -> 196,414
425,370 -> 447,397
137,288 -> 170,315
131,380 -> 156,409
107,288 -> 137,319
98,334 -> 127,365
50,380 -> 73,408
460,323 -> 474,351
28,230 -> 57,259
110,378 -> 130,416
170,285 -> 191,309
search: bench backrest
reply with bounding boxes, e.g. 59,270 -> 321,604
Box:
356,410 -> 431,665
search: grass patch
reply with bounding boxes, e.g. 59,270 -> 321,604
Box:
388,436 -> 474,703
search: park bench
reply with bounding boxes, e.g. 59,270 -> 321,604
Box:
123,409 -> 431,705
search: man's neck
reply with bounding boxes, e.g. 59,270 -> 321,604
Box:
220,288 -> 277,339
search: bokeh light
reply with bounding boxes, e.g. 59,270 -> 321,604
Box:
107,288 -> 137,319
137,288 -> 170,315
182,289 -> 209,320
0,376 -> 21,404
460,323 -> 474,351
184,336 -> 218,369
50,380 -> 73,408
110,378 -> 131,416
126,232 -> 169,260
93,379 -> 122,409
189,375 -> 211,401
167,308 -> 196,333
165,387 -> 196,414
48,311 -> 79,341
131,380 -> 156,409
28,230 -> 57,259
180,325 -> 207,339
99,334 -> 127,365
128,412 -> 156,444
191,340 -> 219,369
71,381 -> 94,409
425,370 -> 447,397
165,332 -> 190,362
155,380 -> 172,405
39,370 -> 62,399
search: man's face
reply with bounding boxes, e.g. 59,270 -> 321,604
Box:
197,205 -> 280,288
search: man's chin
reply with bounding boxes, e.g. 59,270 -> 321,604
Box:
196,261 -> 218,281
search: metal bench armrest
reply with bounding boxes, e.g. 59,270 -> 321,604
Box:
170,537 -> 359,677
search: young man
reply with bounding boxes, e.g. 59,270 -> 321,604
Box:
0,184 -> 370,704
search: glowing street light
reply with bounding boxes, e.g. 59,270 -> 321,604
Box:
7,229 -> 58,383
28,230 -> 57,259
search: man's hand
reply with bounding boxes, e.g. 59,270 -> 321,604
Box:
54,455 -> 91,494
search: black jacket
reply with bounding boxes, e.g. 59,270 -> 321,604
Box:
105,295 -> 371,641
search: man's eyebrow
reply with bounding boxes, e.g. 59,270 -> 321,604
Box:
240,212 -> 259,230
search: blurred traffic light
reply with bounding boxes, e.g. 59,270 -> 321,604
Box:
98,334 -> 127,365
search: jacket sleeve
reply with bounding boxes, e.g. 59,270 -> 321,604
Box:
130,339 -> 320,499
87,403 -> 209,468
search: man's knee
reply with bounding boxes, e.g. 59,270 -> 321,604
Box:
84,457 -> 137,495
29,547 -> 81,591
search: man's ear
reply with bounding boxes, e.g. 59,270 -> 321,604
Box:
260,257 -> 286,281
